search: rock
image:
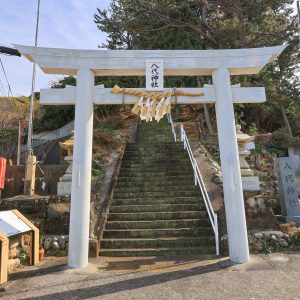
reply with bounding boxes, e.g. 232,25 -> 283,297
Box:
9,241 -> 20,249
274,232 -> 284,238
254,233 -> 263,239
278,238 -> 289,248
253,240 -> 263,251
58,236 -> 67,250
271,235 -> 277,242
16,246 -> 22,256
51,241 -> 60,250
8,258 -> 20,273
43,238 -> 52,251
283,234 -> 289,240
254,232 -> 264,239
269,239 -> 279,251
9,247 -> 18,259
22,245 -> 31,254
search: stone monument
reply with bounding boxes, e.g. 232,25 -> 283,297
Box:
57,132 -> 74,196
276,157 -> 300,225
236,125 -> 260,191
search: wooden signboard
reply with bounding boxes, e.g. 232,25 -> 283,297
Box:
0,210 -> 39,285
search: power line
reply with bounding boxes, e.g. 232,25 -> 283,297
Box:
0,77 -> 6,96
0,58 -> 13,97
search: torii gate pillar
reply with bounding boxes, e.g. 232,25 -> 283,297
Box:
68,68 -> 94,268
213,68 -> 249,262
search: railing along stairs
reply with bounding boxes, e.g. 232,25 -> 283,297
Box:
167,114 -> 219,255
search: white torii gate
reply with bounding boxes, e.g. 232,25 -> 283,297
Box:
15,44 -> 286,269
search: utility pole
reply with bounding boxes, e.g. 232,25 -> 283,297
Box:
24,0 -> 40,195
297,1 -> 300,40
17,119 -> 22,165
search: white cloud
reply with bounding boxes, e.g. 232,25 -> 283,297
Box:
0,0 -> 110,96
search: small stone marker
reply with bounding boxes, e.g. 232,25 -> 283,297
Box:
57,182 -> 72,196
241,176 -> 260,191
276,157 -> 300,224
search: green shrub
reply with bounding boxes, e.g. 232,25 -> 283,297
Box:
92,167 -> 103,176
271,128 -> 292,146
266,144 -> 283,157
261,240 -> 273,254
249,123 -> 258,136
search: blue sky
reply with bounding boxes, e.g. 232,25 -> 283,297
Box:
0,0 -> 110,96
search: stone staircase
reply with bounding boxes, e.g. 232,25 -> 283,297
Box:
99,119 -> 215,256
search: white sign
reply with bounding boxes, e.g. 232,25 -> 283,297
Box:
0,211 -> 31,237
146,60 -> 164,91
242,176 -> 260,191
245,141 -> 255,150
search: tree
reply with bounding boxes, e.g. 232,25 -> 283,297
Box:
94,0 -> 300,136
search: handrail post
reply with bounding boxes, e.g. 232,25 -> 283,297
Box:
193,158 -> 197,186
214,213 -> 219,255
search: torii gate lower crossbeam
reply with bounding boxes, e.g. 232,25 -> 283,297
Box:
14,44 -> 286,269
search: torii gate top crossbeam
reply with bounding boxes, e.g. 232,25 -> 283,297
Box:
14,44 -> 286,76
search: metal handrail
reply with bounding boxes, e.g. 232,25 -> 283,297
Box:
167,114 -> 219,255
179,124 -> 219,255
167,113 -> 177,142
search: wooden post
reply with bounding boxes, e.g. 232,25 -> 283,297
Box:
24,155 -> 36,196
0,233 -> 8,285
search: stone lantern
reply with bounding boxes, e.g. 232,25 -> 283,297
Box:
57,131 -> 74,196
236,125 -> 260,191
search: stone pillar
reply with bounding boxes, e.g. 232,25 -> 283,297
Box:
212,68 -> 250,263
68,68 -> 94,269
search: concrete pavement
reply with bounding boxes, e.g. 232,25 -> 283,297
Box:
1,252 -> 300,299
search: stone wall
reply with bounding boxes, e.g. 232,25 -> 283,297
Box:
0,196 -> 71,235
3,165 -> 68,198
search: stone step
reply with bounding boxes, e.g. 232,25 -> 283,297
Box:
119,166 -> 193,172
120,163 -> 191,169
99,247 -> 216,257
122,158 -> 190,164
121,161 -> 192,171
126,142 -> 183,147
103,227 -> 214,239
116,180 -> 195,187
107,211 -> 207,221
109,204 -> 203,213
100,237 -> 215,249
123,150 -> 185,156
113,191 -> 199,198
112,197 -> 202,206
105,219 -> 211,230
118,171 -> 193,177
114,186 -> 198,193
124,146 -> 184,151
117,175 -> 194,183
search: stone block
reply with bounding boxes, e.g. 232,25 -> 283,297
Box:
89,239 -> 99,258
242,176 -> 260,191
57,182 -> 72,196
